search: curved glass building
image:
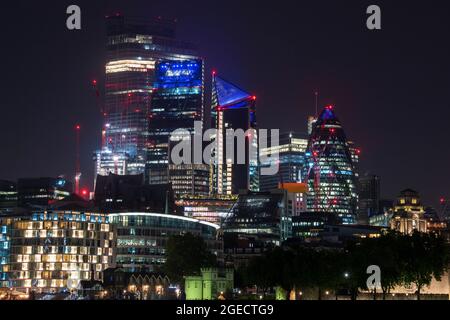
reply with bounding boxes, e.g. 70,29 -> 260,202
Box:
303,106 -> 358,224
110,213 -> 221,272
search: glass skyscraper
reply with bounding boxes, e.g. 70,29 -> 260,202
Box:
303,106 -> 358,224
211,74 -> 259,195
148,59 -> 204,185
259,132 -> 308,191
95,15 -> 202,181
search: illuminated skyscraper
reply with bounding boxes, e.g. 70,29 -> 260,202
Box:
259,132 -> 308,192
211,74 -> 259,195
147,59 -> 204,185
95,15 -> 201,180
303,106 -> 358,224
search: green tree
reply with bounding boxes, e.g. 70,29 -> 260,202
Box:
400,231 -> 449,300
163,233 -> 217,286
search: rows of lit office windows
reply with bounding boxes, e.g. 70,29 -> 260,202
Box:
10,246 -> 113,256
7,262 -> 108,272
15,228 -> 111,240
10,253 -> 111,264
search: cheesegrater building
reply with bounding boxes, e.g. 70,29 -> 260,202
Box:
211,74 -> 259,195
303,106 -> 358,224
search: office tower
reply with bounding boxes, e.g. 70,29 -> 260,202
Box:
347,140 -> 361,180
95,15 -> 201,180
303,105 -> 358,224
357,173 -> 380,224
222,190 -> 291,244
167,134 -> 210,197
17,177 -> 72,208
147,59 -> 204,185
259,132 -> 308,192
211,74 -> 259,195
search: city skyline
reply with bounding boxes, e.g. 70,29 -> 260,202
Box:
1,0 -> 450,208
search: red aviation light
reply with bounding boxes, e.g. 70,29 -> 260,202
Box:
92,79 -> 97,86
212,70 -> 217,76
81,189 -> 88,196
440,198 -> 446,204
326,105 -> 334,110
75,124 -> 81,130
251,95 -> 257,101
329,128 -> 335,134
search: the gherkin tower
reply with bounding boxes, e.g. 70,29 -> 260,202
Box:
303,105 -> 358,224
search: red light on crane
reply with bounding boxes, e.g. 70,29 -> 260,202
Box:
440,198 -> 446,204
92,80 -> 97,86
75,124 -> 80,130
212,70 -> 217,76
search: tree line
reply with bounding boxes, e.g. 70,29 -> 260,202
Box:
238,231 -> 449,300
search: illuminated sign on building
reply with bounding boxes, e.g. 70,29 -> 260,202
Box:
155,59 -> 202,90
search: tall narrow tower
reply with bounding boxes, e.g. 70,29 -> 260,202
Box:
211,73 -> 259,195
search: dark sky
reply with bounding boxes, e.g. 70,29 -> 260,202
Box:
1,0 -> 449,207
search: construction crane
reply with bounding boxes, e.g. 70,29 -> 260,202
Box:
91,79 -> 107,149
74,124 -> 81,195
439,197 -> 449,221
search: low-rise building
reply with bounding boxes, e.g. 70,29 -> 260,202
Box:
110,212 -> 221,272
185,267 -> 233,300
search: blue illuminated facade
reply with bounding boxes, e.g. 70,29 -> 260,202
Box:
146,59 -> 204,185
303,106 -> 358,224
211,75 -> 259,195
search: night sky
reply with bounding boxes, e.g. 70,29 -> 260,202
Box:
1,0 -> 450,207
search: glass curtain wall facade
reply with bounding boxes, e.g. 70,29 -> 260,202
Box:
259,132 -> 308,192
96,15 -> 200,180
211,75 -> 259,195
222,190 -> 290,243
110,213 -> 221,272
148,59 -> 204,185
303,106 -> 358,224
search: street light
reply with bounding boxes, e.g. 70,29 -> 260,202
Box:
344,272 -> 349,278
